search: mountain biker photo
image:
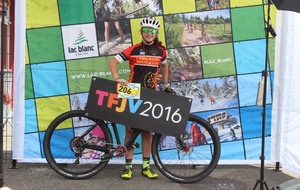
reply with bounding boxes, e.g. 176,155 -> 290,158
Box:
108,17 -> 169,180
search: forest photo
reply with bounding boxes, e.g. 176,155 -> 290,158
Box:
164,9 -> 232,49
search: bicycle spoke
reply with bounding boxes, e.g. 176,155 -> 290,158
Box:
44,110 -> 113,179
152,115 -> 220,183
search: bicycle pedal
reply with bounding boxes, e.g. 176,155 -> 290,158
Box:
113,145 -> 127,157
132,142 -> 140,148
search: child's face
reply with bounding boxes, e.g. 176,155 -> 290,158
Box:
141,27 -> 158,43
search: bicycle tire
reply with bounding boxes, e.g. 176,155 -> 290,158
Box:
152,114 -> 220,183
43,110 -> 113,179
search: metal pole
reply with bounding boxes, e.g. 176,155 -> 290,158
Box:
0,0 -> 7,187
275,162 -> 280,171
253,0 -> 276,189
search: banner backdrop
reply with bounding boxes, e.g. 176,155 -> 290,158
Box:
14,0 -> 277,163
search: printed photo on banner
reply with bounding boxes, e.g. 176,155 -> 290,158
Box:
171,76 -> 238,113
164,9 -> 232,49
70,93 -> 89,111
157,46 -> 202,83
157,120 -> 215,151
93,0 -> 163,21
93,0 -> 163,55
195,108 -> 242,143
196,0 -> 230,11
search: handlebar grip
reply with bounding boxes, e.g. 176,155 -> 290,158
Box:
161,86 -> 176,95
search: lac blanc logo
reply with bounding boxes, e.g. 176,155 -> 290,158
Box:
62,24 -> 99,60
68,29 -> 94,56
73,30 -> 88,45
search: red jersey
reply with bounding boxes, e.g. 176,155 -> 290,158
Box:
115,42 -> 167,89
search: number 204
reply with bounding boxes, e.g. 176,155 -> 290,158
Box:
139,101 -> 182,123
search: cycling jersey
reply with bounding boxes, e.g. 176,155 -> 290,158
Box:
115,42 -> 167,89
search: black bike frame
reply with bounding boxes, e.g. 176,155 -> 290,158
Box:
80,121 -> 142,158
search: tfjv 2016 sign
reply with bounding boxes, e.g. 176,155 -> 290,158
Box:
85,77 -> 192,136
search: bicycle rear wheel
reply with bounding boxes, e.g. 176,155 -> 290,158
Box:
43,110 -> 113,179
152,114 -> 220,183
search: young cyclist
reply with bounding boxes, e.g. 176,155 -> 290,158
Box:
108,17 -> 169,180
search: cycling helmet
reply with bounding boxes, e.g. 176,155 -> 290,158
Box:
140,17 -> 160,30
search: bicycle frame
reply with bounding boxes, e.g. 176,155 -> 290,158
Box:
80,121 -> 143,160
110,122 -> 142,150
44,110 -> 220,182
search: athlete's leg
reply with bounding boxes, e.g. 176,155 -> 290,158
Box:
104,21 -> 110,48
141,130 -> 158,179
114,21 -> 125,43
121,127 -> 134,179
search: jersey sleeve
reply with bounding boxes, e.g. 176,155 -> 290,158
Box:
161,49 -> 167,64
114,46 -> 135,63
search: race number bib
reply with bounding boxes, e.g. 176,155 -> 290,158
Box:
117,83 -> 141,99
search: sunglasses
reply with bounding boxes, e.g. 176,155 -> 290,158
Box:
142,28 -> 158,34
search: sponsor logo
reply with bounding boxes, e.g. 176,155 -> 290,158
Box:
68,29 -> 95,56
63,24 -> 99,59
73,30 -> 88,45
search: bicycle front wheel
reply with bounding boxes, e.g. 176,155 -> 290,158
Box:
152,114 -> 220,183
43,110 -> 113,179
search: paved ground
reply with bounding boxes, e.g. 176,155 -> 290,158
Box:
1,161 -> 295,190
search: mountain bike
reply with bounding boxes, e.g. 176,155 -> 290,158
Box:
197,27 -> 209,43
167,58 -> 187,81
43,88 -> 220,183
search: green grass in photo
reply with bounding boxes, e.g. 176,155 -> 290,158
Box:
198,23 -> 232,42
164,12 -> 232,48
196,0 -> 230,11
165,23 -> 184,49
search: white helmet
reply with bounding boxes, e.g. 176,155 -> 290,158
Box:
140,17 -> 160,30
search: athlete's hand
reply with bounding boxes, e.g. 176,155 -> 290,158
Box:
163,83 -> 169,88
161,86 -> 176,95
116,78 -> 128,86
